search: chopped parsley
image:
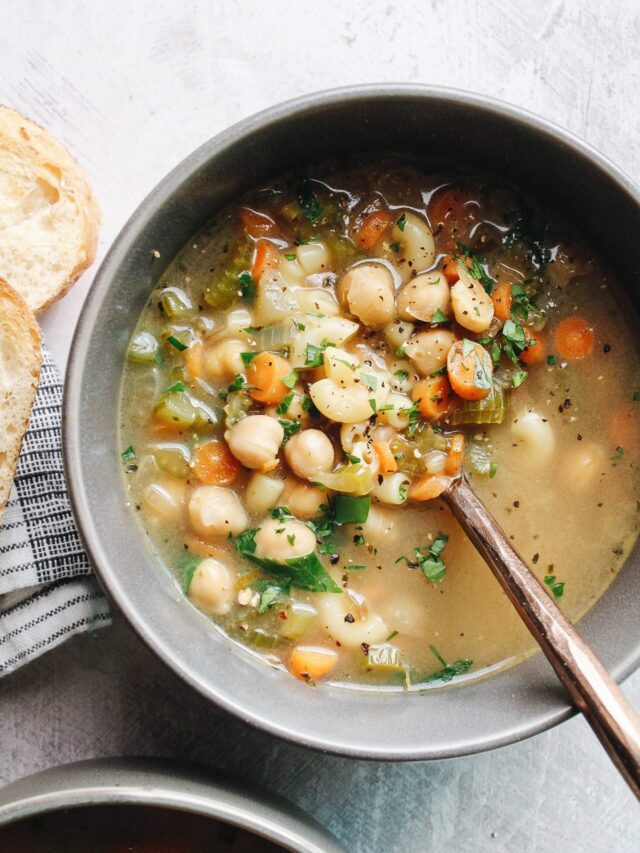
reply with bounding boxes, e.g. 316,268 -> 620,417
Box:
297,181 -> 324,223
611,445 -> 624,461
633,390 -> 640,402
393,368 -> 409,379
547,354 -> 558,365
386,630 -> 399,642
431,308 -> 449,325
282,370 -> 298,389
233,528 -> 340,593
163,381 -> 184,394
395,213 -> 406,231
227,374 -> 253,393
166,335 -> 187,352
396,533 -> 449,584
240,352 -> 257,367
361,373 -> 378,391
239,271 -> 256,302
422,645 -> 473,683
544,575 -> 565,600
276,392 -> 295,414
278,419 -> 302,441
305,340 -> 333,367
511,370 -> 528,388
120,445 -> 136,462
284,252 -> 297,261
389,242 -> 400,253
489,462 -> 499,478
369,399 -> 377,413
456,242 -> 494,293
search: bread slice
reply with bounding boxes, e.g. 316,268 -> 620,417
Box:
0,106 -> 101,314
0,278 -> 42,515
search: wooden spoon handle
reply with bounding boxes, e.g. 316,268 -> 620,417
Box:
443,475 -> 640,798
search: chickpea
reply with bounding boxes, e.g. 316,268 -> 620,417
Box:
202,338 -> 245,379
225,415 -> 284,472
284,429 -> 335,480
245,473 -> 285,514
141,477 -> 188,524
404,329 -> 456,376
451,265 -> 494,333
510,411 -> 555,467
339,263 -> 395,328
396,271 -> 451,323
189,485 -> 248,539
562,443 -> 606,493
188,558 -> 235,616
254,518 -> 316,561
282,478 -> 327,519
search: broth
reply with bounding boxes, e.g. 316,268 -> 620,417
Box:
119,156 -> 640,689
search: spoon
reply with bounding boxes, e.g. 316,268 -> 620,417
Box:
442,474 -> 640,799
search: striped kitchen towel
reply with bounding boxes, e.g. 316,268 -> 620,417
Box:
0,347 -> 111,675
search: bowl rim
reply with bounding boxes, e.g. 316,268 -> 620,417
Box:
0,757 -> 342,852
63,83 -> 640,760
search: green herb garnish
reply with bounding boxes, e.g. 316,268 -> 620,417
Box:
422,644 -> 473,683
431,308 -> 449,326
121,445 -> 136,462
544,575 -> 565,599
396,213 -> 406,231
276,392 -> 295,415
396,533 -> 449,584
239,271 -> 255,303
512,370 -> 528,388
240,352 -> 257,367
297,181 -> 324,223
233,528 -> 340,593
166,335 -> 187,352
284,253 -> 297,261
333,494 -> 371,525
278,419 -> 302,441
282,370 -> 298,389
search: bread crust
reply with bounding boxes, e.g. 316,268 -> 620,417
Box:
0,277 -> 42,515
0,105 -> 101,314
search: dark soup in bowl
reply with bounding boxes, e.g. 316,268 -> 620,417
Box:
119,156 -> 640,689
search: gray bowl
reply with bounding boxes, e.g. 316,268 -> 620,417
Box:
0,757 -> 342,852
63,85 -> 640,760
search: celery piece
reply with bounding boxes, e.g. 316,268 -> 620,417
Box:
151,443 -> 192,478
154,393 -> 217,430
127,331 -> 158,363
242,628 -> 284,650
204,270 -> 241,310
325,231 -> 364,268
448,385 -> 506,425
160,286 -> 193,317
466,439 -> 494,477
280,601 -> 318,640
316,463 -> 374,496
390,425 -> 448,476
367,644 -> 405,672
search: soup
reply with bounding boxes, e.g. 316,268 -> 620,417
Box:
119,156 -> 640,689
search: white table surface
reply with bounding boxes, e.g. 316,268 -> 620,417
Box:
1,1 -> 639,849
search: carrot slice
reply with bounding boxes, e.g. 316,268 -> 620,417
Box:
184,339 -> 204,379
372,441 -> 398,474
247,351 -> 292,405
554,316 -> 595,360
251,240 -> 280,282
447,340 -> 493,401
409,473 -> 452,502
491,281 -> 512,323
441,254 -> 460,284
183,534 -> 228,559
240,207 -> 278,238
192,440 -> 242,486
520,327 -> 546,366
412,376 -> 456,421
355,208 -> 392,249
445,433 -> 465,476
609,404 -> 640,453
289,646 -> 338,681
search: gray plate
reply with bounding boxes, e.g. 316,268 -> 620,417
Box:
0,757 -> 342,852
63,84 -> 640,760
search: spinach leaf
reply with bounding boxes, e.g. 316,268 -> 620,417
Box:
234,529 -> 340,593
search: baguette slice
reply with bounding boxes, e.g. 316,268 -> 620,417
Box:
0,105 -> 101,314
0,278 -> 42,515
